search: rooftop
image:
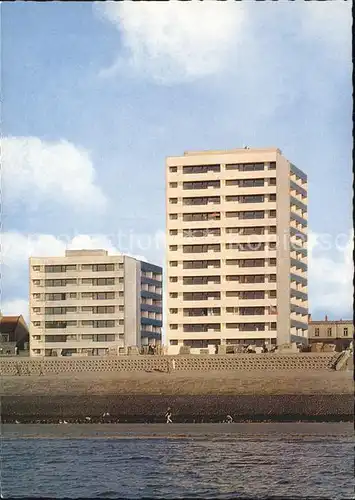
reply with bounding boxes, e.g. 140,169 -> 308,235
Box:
182,147 -> 281,156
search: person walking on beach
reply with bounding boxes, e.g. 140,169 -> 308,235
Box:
165,408 -> 172,424
226,414 -> 233,423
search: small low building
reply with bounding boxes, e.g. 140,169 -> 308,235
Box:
308,314 -> 353,352
0,315 -> 30,356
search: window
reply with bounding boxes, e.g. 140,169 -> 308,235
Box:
33,280 -> 41,286
45,321 -> 68,329
269,226 -> 277,234
93,320 -> 115,328
240,291 -> 265,299
269,242 -> 277,250
269,210 -> 276,218
183,228 -> 220,237
183,244 -> 220,253
269,290 -> 277,298
239,195 -> 264,203
169,245 -> 178,251
169,182 -> 178,188
225,179 -> 239,186
32,266 -> 41,271
226,163 -> 264,172
93,306 -> 115,314
226,227 -> 239,234
269,194 -> 277,201
183,276 -> 220,285
91,264 -> 115,272
169,292 -> 178,298
169,213 -> 178,220
170,340 -> 178,345
183,260 -> 220,269
183,292 -> 220,301
315,328 -> 320,337
169,277 -> 178,283
343,328 -> 348,337
226,259 -> 239,265
119,319 -> 124,325
183,180 -> 220,189
45,293 -> 66,301
169,166 -> 178,172
169,229 -> 178,235
183,196 -> 220,206
270,322 -> 277,330
239,179 -> 264,188
269,162 -> 276,170
226,275 -> 239,282
327,327 -> 332,337
226,242 -> 265,251
183,324 -> 221,333
238,323 -> 265,331
239,211 -> 265,219
239,275 -> 265,284
226,195 -> 239,202
269,258 -> 276,266
239,227 -> 264,235
45,279 -> 77,287
269,178 -> 276,185
119,305 -> 124,312
169,309 -> 178,314
239,163 -> 264,172
33,322 -> 41,327
239,259 -> 265,268
169,261 -> 178,267
239,307 -> 265,315
33,293 -> 41,300
170,324 -> 178,330
183,165 -> 220,174
183,212 -> 220,222
169,198 -> 178,204
269,274 -> 276,282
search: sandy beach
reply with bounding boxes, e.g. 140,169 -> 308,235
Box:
3,422 -> 353,440
2,369 -> 353,396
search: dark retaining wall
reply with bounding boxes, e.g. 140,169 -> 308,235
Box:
2,394 -> 353,423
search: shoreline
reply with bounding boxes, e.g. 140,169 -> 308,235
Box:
2,393 -> 353,423
2,422 -> 353,440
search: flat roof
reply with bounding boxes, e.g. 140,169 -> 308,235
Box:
182,147 -> 281,156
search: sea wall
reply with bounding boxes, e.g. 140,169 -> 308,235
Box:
0,352 -> 341,376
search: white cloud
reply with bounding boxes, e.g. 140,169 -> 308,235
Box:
308,229 -> 353,317
96,0 -> 247,84
1,232 -> 148,270
1,299 -> 29,323
1,137 -> 107,212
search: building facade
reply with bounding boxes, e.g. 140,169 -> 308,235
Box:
308,315 -> 353,351
166,147 -> 308,353
0,315 -> 30,356
29,250 -> 162,357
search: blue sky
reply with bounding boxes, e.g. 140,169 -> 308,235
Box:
1,1 -> 353,321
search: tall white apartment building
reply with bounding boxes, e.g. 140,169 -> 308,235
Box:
166,147 -> 308,353
29,250 -> 162,357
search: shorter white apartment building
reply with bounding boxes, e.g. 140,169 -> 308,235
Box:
29,250 -> 162,357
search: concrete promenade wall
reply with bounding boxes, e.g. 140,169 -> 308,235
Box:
0,353 -> 340,376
